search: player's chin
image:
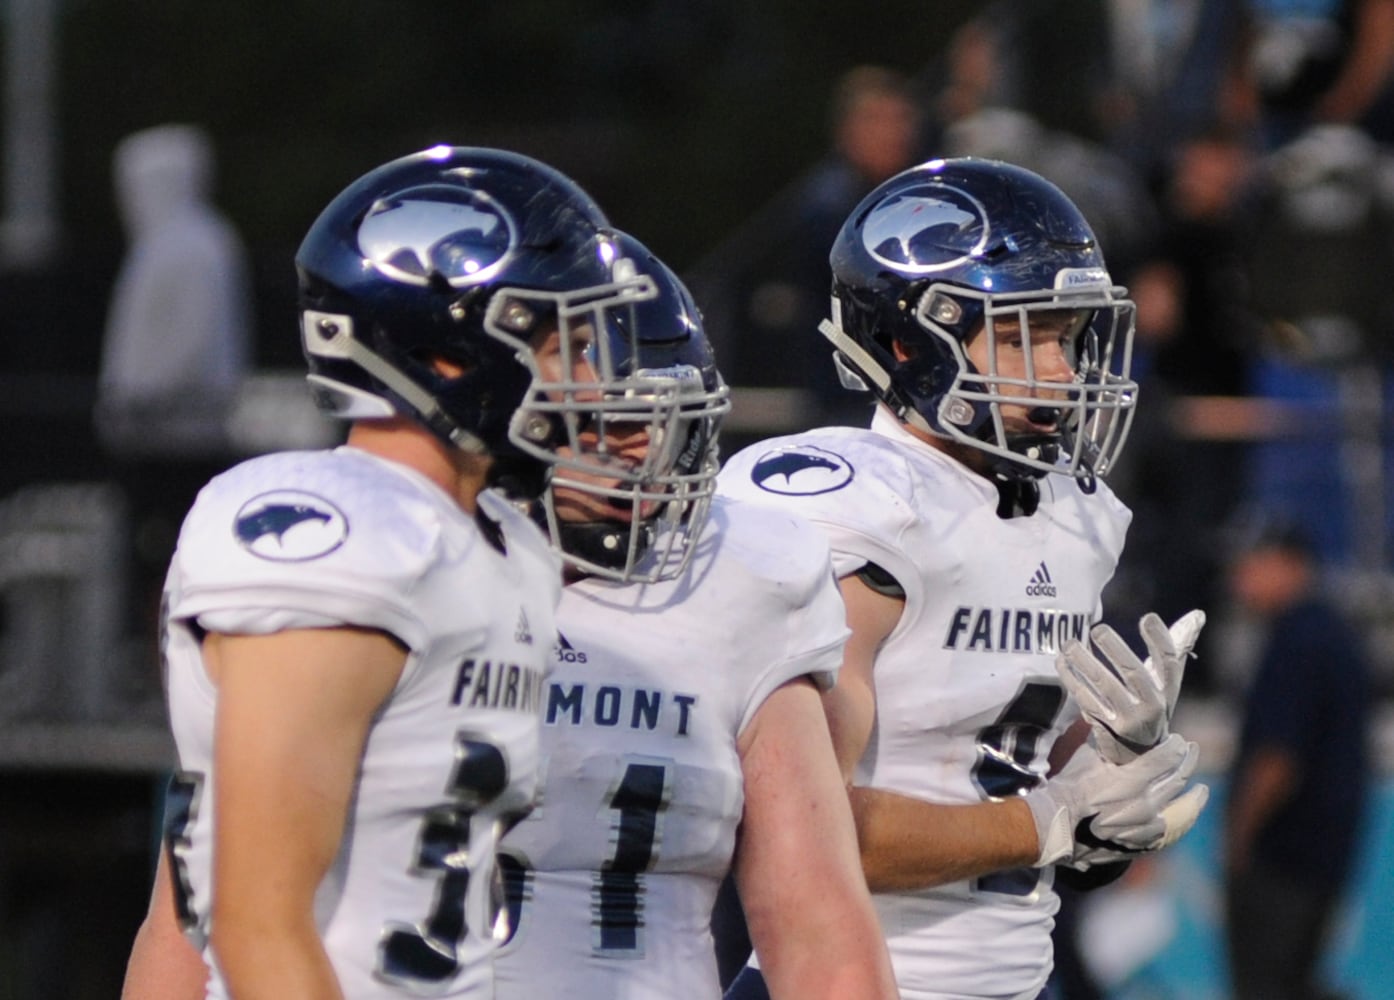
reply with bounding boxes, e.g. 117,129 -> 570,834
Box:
1004,417 -> 1061,438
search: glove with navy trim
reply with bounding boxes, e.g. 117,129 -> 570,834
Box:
1024,732 -> 1209,868
1057,610 -> 1205,764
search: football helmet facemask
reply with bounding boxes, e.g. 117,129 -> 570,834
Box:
296,144 -> 640,499
523,232 -> 730,583
821,156 -> 1137,485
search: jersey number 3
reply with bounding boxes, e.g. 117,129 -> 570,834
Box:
379,732 -> 517,986
162,733 -> 519,988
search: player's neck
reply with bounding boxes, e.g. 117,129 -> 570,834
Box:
892,410 -> 993,480
346,417 -> 491,513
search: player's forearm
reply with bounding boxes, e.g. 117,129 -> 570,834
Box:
122,919 -> 208,1000
121,855 -> 208,1000
763,942 -> 898,1000
748,876 -> 898,1000
213,920 -> 344,1000
738,680 -> 897,998
850,785 -> 1039,891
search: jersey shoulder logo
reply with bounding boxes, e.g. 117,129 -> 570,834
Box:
234,490 -> 348,562
750,445 -> 854,495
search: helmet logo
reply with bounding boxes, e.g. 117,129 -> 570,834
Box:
861,184 -> 989,275
357,187 -> 517,288
751,446 -> 854,495
234,490 -> 349,562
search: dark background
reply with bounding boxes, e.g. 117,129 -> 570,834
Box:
59,2 -> 978,262
2,0 -> 982,485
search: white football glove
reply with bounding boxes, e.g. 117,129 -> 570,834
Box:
1057,609 -> 1206,764
1023,732 -> 1210,868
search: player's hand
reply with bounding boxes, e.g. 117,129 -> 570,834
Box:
1057,610 -> 1205,764
1024,733 -> 1209,867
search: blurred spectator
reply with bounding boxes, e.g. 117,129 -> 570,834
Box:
95,123 -> 253,648
972,0 -> 1115,143
97,124 -> 250,455
991,0 -> 1248,185
937,103 -> 1158,275
824,65 -> 924,193
929,15 -> 1010,136
1101,126 -> 1265,692
1240,122 -> 1394,565
1097,0 -> 1251,182
1246,123 -> 1394,368
1228,0 -> 1394,149
1134,125 -> 1262,397
1223,517 -> 1373,1000
998,0 -> 1394,162
930,14 -> 1160,275
690,65 -> 924,441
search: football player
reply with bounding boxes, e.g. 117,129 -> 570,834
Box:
490,234 -> 898,1000
120,147 -> 686,999
718,157 -> 1210,1000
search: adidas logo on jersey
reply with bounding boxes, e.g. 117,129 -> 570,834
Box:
1025,562 -> 1057,598
555,633 -> 587,664
515,609 -> 533,645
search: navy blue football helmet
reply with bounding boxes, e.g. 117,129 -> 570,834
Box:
296,145 -> 645,498
821,156 -> 1137,483
528,231 -> 730,582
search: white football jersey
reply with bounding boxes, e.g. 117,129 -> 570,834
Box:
718,410 -> 1131,1000
492,497 -> 847,999
162,446 -> 559,1000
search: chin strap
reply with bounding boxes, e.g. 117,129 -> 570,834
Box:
999,430 -> 1098,493
303,309 -> 490,454
995,477 -> 1040,518
473,505 -> 507,555
486,455 -> 548,504
818,318 -> 891,395
556,519 -> 655,573
1005,432 -> 1060,469
819,318 -> 938,437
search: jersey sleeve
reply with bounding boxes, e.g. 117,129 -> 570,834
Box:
167,452 -> 451,652
713,500 -> 851,735
717,431 -> 923,596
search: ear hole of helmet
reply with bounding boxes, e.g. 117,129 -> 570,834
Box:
401,341 -> 477,383
426,354 -> 471,380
